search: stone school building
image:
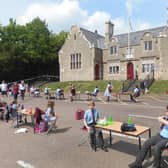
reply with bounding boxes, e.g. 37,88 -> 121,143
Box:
59,21 -> 168,81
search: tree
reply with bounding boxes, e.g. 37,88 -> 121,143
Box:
0,17 -> 67,81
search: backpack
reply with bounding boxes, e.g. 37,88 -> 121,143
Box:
120,123 -> 136,132
34,120 -> 48,133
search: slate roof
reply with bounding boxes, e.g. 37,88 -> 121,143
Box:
115,26 -> 167,47
80,27 -> 106,49
79,25 -> 167,49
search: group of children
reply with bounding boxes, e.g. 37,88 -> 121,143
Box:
0,98 -> 58,134
0,100 -> 25,123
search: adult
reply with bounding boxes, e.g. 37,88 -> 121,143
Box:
19,81 -> 26,100
12,82 -> 19,101
104,82 -> 112,102
129,105 -> 168,168
1,80 -> 8,97
84,101 -> 107,152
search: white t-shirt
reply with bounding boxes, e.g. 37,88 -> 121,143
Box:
19,84 -> 25,91
1,83 -> 8,92
45,107 -> 56,121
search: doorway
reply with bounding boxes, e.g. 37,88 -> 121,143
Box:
127,62 -> 134,80
95,64 -> 100,80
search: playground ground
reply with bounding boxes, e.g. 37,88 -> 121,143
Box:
0,93 -> 168,168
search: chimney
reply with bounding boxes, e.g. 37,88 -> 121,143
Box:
105,21 -> 114,42
95,29 -> 98,38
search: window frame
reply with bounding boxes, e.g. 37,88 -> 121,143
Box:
109,65 -> 120,74
144,41 -> 152,51
110,45 -> 117,55
70,53 -> 82,70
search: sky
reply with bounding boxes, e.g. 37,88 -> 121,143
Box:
0,0 -> 168,35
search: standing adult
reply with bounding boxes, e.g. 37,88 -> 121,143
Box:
1,80 -> 8,97
84,101 -> 107,152
19,81 -> 26,100
104,82 -> 112,102
12,82 -> 19,101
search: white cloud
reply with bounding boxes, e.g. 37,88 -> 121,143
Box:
16,0 -> 151,35
134,21 -> 151,31
112,18 -> 151,34
125,0 -> 144,17
112,17 -> 126,34
17,0 -> 115,35
17,0 -> 88,32
82,11 -> 111,35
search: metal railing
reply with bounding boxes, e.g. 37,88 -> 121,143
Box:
122,79 -> 137,92
8,75 -> 59,87
142,70 -> 155,89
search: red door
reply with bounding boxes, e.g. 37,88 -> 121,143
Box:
127,62 -> 134,80
95,64 -> 100,80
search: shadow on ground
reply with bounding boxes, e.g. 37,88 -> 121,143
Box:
48,126 -> 72,135
105,140 -> 139,156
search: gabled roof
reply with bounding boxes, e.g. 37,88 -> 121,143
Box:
79,25 -> 167,49
115,26 -> 167,47
80,27 -> 106,49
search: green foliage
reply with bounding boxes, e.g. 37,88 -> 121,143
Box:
0,17 -> 67,81
25,17 -> 51,62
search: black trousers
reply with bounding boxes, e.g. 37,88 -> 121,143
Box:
89,126 -> 104,147
135,133 -> 168,167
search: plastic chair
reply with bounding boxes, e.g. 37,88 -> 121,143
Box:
75,109 -> 91,148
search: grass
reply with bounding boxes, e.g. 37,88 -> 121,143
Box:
149,80 -> 168,94
41,80 -> 168,94
41,80 -> 123,93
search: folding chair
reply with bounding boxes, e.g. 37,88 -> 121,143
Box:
75,109 -> 91,149
46,119 -> 57,134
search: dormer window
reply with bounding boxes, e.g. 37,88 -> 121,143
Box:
110,45 -> 117,54
144,41 -> 152,51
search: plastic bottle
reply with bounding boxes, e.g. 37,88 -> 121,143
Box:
108,115 -> 113,124
127,116 -> 133,125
